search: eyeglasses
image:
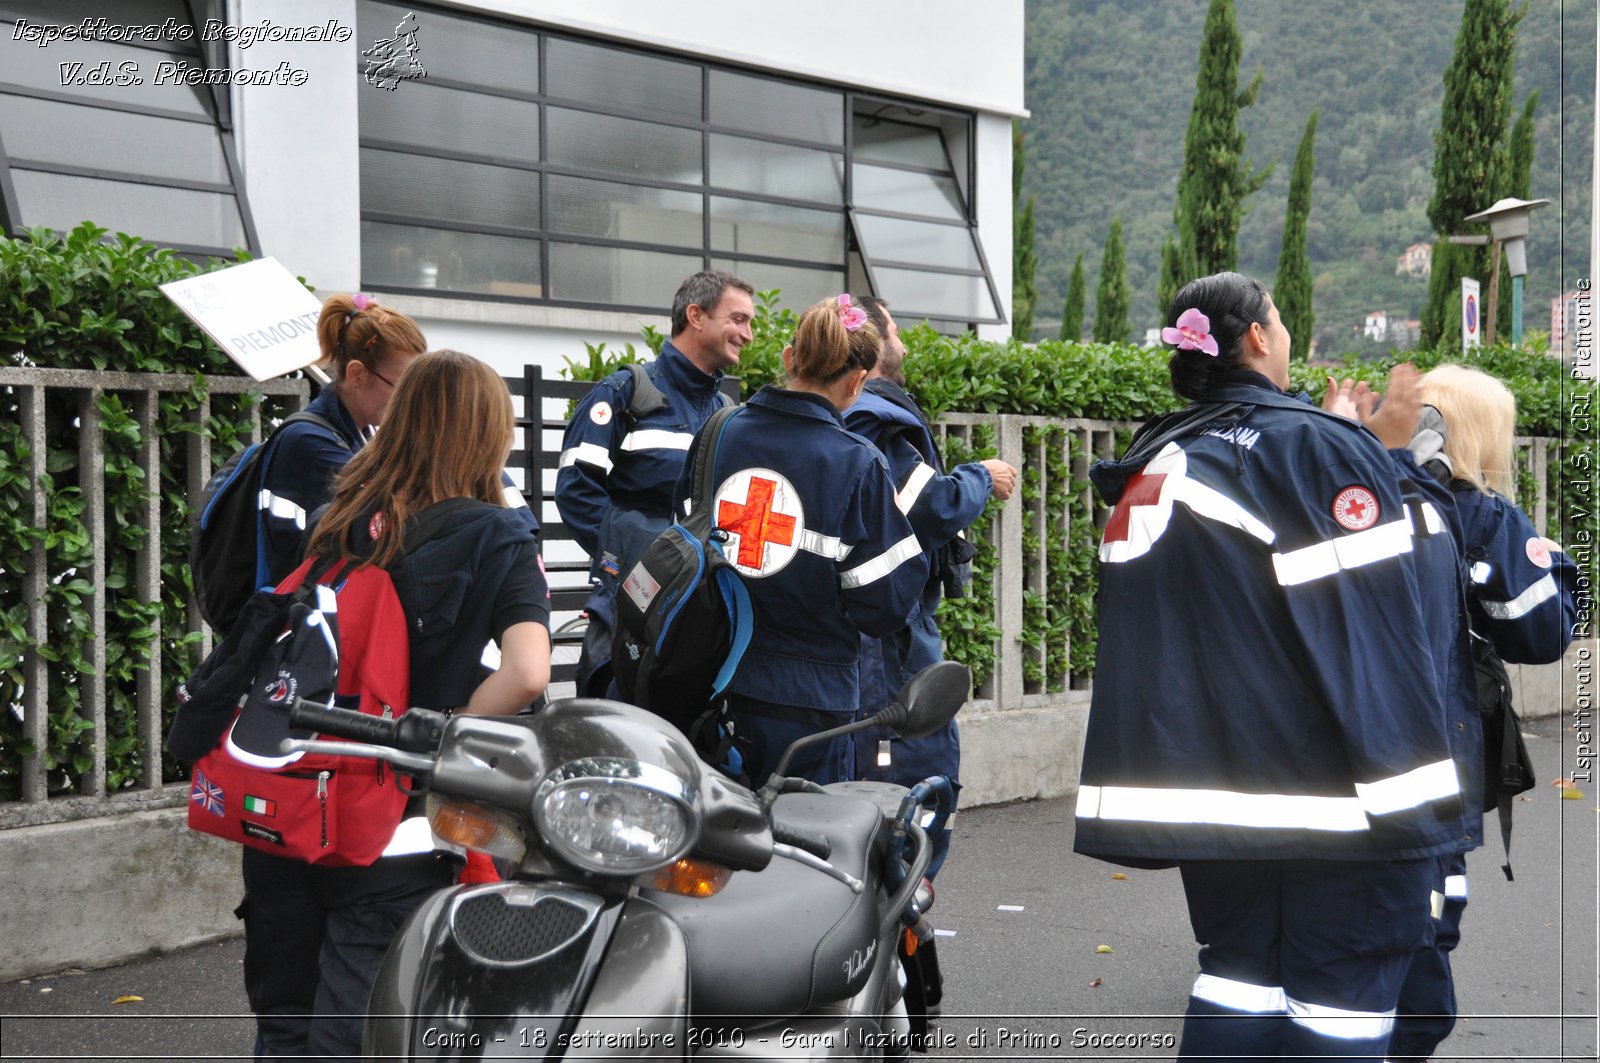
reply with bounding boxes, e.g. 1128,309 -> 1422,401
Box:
368,364 -> 398,389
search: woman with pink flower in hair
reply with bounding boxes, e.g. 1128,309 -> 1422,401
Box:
1073,272 -> 1478,1061
673,294 -> 927,785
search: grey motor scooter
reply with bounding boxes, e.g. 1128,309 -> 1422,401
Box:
284,661 -> 967,1060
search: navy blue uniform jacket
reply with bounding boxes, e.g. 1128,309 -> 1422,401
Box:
1075,376 -> 1478,866
1453,485 -> 1580,664
677,386 -> 927,713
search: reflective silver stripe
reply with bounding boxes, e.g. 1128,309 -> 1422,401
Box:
258,489 -> 308,530
1191,974 -> 1286,1014
1470,560 -> 1493,584
1481,573 -> 1557,620
621,429 -> 694,452
480,640 -> 501,670
1444,874 -> 1468,899
559,442 -> 614,473
797,529 -> 851,561
839,534 -> 921,589
1285,996 -> 1395,1040
1354,759 -> 1460,816
1430,889 -> 1445,919
895,462 -> 936,514
1076,784 -> 1368,832
502,483 -> 528,511
1272,517 -> 1414,586
381,816 -> 438,857
1169,474 -> 1276,543
1417,501 -> 1444,534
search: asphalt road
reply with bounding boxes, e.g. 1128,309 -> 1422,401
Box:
1,715 -> 1594,1062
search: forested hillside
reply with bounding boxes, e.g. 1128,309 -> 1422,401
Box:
1023,0 -> 1594,353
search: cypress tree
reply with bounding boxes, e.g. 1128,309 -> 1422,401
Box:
1495,90 -> 1539,339
1061,253 -> 1086,341
1170,0 -> 1271,284
1275,111 -> 1318,360
1093,218 -> 1130,344
1012,121 -> 1038,342
1157,233 -> 1187,323
1420,0 -> 1523,349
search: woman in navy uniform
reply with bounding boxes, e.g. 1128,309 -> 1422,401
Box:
679,294 -> 927,785
1075,272 -> 1477,1061
1389,364 -> 1582,1061
258,294 -> 426,584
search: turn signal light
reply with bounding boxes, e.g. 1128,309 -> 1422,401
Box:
647,858 -> 732,897
426,797 -> 526,862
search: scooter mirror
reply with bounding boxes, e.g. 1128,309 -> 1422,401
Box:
874,661 -> 970,740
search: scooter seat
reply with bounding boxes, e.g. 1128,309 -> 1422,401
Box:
644,791 -> 886,1020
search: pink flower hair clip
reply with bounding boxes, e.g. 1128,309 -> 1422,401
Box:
351,293 -> 379,312
836,293 -> 868,332
1162,307 -> 1219,357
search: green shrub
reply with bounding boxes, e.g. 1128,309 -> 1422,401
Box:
0,223 -> 263,799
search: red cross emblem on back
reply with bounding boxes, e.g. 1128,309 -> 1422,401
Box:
1103,470 -> 1167,544
719,475 -> 797,569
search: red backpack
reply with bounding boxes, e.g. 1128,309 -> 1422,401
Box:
179,501 -> 474,866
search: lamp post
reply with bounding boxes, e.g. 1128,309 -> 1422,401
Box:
1462,197 -> 1550,346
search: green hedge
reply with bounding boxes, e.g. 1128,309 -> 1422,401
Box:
0,223 -> 265,800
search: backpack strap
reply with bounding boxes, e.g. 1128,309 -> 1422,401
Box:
691,405 -> 743,521
624,362 -> 669,421
251,410 -> 355,592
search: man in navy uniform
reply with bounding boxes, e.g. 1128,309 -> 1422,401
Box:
843,295 -> 1016,877
556,270 -> 753,696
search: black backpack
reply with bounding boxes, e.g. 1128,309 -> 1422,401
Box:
1469,627 -> 1537,879
612,405 -> 753,737
191,410 -> 350,633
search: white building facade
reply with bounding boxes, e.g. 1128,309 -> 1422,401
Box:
0,0 -> 1025,374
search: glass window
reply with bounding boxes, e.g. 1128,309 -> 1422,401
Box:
549,243 -> 703,307
548,107 -> 702,185
710,197 -> 843,263
710,134 -> 842,205
869,265 -> 998,323
548,175 -> 702,248
709,71 -> 842,145
852,163 -> 964,222
0,94 -> 230,184
546,37 -> 700,123
12,169 -> 245,248
0,34 -> 212,116
356,2 -> 539,95
852,116 -> 949,170
362,220 -> 542,297
362,148 -> 540,231
711,258 -> 844,309
361,80 -> 539,163
854,214 -> 982,272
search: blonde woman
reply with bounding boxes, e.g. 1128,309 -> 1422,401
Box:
1390,364 -> 1580,1062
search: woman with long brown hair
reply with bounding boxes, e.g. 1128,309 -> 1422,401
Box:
243,349 -> 550,1060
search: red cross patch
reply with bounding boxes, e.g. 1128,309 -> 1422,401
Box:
1526,536 -> 1554,569
1332,486 -> 1379,531
714,468 -> 804,577
1099,444 -> 1186,564
590,401 -> 613,426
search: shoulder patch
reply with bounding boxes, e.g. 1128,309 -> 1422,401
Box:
1526,536 -> 1554,569
1331,485 -> 1380,531
590,401 -> 614,426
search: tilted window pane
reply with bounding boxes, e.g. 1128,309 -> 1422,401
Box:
851,116 -> 949,171
709,70 -> 842,145
550,242 -> 702,307
0,33 -> 210,115
362,220 -> 542,297
854,214 -> 981,272
851,163 -> 963,222
547,107 -> 701,185
12,168 -> 244,248
0,93 -> 230,183
870,265 -> 997,322
709,134 -> 842,205
710,197 -> 843,264
361,148 -> 539,231
547,174 -> 701,248
711,258 -> 843,312
361,80 -> 539,163
546,37 -> 699,123
356,1 -> 539,95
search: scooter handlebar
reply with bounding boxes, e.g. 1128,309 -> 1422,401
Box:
289,698 -> 448,755
770,820 -> 832,861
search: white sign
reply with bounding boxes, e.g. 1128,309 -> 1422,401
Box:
1460,277 -> 1481,349
160,258 -> 325,381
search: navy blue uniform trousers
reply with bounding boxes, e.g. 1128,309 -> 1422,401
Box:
1178,858 -> 1436,1061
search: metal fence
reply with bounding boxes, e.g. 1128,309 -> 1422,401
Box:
0,365 -> 1560,827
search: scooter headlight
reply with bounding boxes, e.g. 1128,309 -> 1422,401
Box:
534,758 -> 697,874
